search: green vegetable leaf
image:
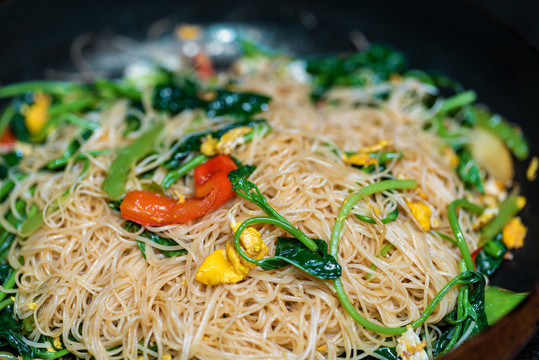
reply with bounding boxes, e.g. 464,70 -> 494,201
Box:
47,129 -> 93,170
484,286 -> 528,325
457,151 -> 484,194
475,235 -> 506,277
258,237 -> 341,279
124,221 -> 187,258
152,81 -> 200,115
306,43 -> 407,101
205,90 -> 270,119
0,305 -> 34,360
373,347 -> 399,360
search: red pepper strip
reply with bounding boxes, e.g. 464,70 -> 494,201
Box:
470,247 -> 482,271
120,155 -> 237,226
193,51 -> 215,81
0,128 -> 16,151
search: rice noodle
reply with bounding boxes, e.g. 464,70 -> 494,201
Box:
6,64 -> 481,360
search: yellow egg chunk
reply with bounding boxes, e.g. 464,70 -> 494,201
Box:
231,222 -> 267,260
200,135 -> 218,156
216,126 -> 251,155
23,92 -> 51,135
502,217 -> 527,249
195,249 -> 246,285
405,200 -> 432,232
343,152 -> 377,166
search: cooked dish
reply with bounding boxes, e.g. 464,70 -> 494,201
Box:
0,29 -> 532,360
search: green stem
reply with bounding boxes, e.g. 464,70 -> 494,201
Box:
161,154 -> 208,189
0,351 -> 18,360
64,113 -> 99,131
480,194 -> 520,246
355,208 -> 398,225
0,297 -> 14,311
448,199 -> 485,271
433,231 -> 458,246
35,349 -> 71,360
235,190 -> 318,252
0,81 -> 87,98
330,179 -> 417,256
439,91 -> 477,114
367,242 -> 395,278
0,105 -> 15,137
233,216 -> 308,265
0,269 -> 17,302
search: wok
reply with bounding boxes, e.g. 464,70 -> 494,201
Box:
0,0 -> 538,358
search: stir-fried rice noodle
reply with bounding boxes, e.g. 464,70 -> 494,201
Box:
5,66 -> 481,359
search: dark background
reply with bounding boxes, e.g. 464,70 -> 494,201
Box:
0,0 -> 538,358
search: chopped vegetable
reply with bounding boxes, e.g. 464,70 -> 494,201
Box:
457,151 -> 484,194
480,194 -> 525,246
484,286 -> 527,325
121,155 -> 237,226
124,221 -> 187,258
102,123 -> 164,200
469,127 -> 513,183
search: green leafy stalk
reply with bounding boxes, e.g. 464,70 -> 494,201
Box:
228,172 -> 318,252
480,194 -> 521,246
124,221 -> 187,258
355,208 -> 398,225
0,81 -> 87,98
94,78 -> 142,101
367,242 -> 394,277
447,199 -> 485,271
63,113 -> 99,131
0,105 -> 16,138
161,154 -> 208,189
439,91 -> 477,114
103,123 -> 164,200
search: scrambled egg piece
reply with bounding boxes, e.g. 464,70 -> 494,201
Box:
441,146 -> 459,169
342,140 -> 391,166
405,199 -> 432,232
472,207 -> 499,230
162,353 -> 172,360
527,156 -> 538,181
396,326 -> 428,360
21,92 -> 51,135
502,217 -> 527,249
26,302 -> 38,310
46,337 -> 62,353
200,127 -> 252,156
195,215 -> 267,286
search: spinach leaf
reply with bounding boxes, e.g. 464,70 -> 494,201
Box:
124,221 -> 187,258
0,305 -> 34,360
306,43 -> 407,101
475,235 -> 506,277
0,151 -> 23,180
204,90 -> 270,119
457,151 -> 484,194
373,347 -> 399,360
152,81 -> 200,115
484,286 -> 527,325
164,119 -> 269,170
258,237 -> 341,279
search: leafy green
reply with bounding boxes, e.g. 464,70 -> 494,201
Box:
306,43 -> 407,101
124,221 -> 187,258
457,151 -> 484,194
257,237 -> 341,279
475,235 -> 506,277
152,81 -> 200,114
0,305 -> 34,360
355,208 -> 398,225
164,119 -> 268,170
204,90 -> 270,119
373,347 -> 399,360
484,286 -> 527,325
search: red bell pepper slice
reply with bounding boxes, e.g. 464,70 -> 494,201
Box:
0,128 -> 16,152
120,155 -> 237,226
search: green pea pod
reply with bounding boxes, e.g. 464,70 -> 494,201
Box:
471,107 -> 529,160
480,194 -> 521,246
103,122 -> 164,200
484,286 -> 528,325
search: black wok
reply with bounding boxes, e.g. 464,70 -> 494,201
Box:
0,0 -> 538,358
